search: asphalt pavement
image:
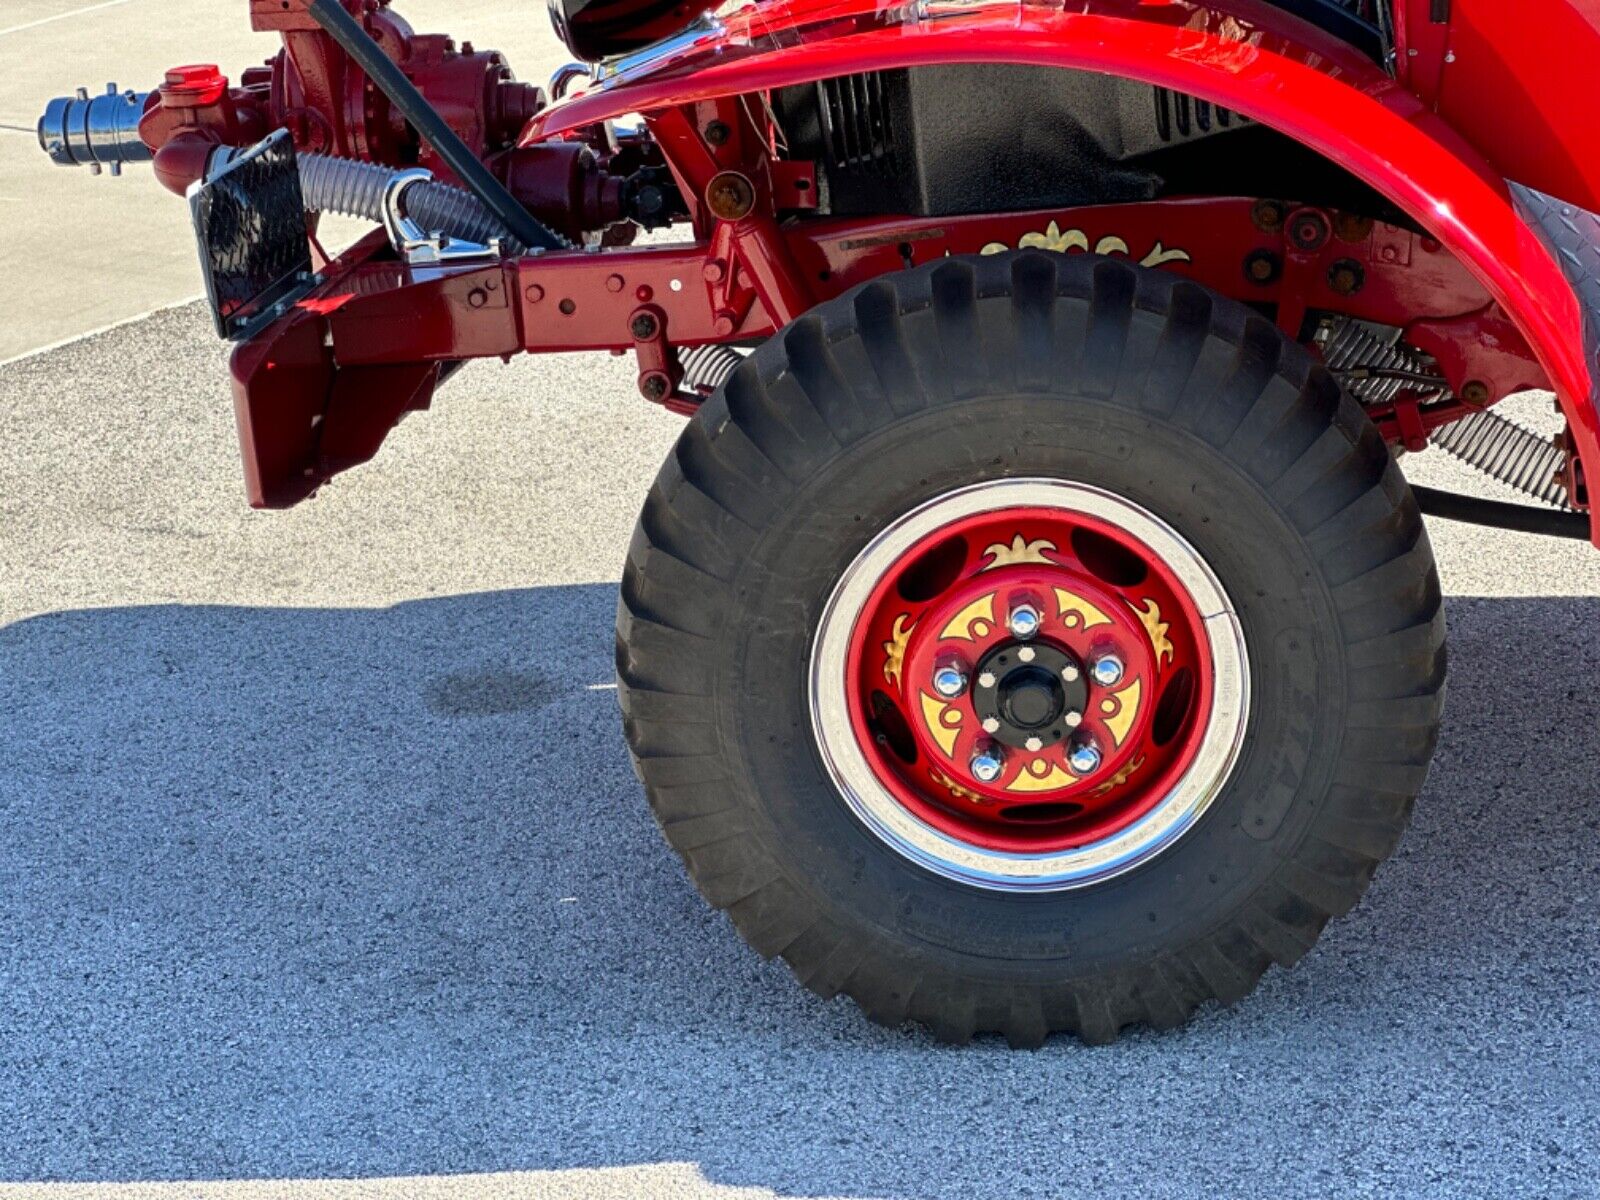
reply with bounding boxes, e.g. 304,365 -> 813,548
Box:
6,5 -> 1600,1195
2,296 -> 1600,1197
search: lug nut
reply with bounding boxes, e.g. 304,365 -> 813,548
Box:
1090,654 -> 1125,687
970,745 -> 1006,784
1068,740 -> 1103,776
1008,602 -> 1043,640
932,662 -> 968,698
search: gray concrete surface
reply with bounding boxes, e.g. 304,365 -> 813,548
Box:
2,295 -> 1600,1197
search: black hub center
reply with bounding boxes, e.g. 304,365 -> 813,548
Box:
1001,666 -> 1062,728
971,641 -> 1087,751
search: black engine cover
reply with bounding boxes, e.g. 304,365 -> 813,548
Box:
772,66 -> 1249,219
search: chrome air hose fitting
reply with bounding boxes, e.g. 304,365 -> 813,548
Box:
37,85 -> 152,175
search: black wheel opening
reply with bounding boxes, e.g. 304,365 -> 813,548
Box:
895,534 -> 968,602
1152,667 -> 1197,747
869,689 -> 919,764
1071,526 -> 1149,588
999,802 -> 1084,823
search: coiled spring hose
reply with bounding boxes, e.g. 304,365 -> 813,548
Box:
296,152 -> 572,255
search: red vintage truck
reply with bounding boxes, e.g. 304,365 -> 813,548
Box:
37,0 -> 1600,1044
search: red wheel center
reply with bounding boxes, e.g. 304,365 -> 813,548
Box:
845,505 -> 1214,854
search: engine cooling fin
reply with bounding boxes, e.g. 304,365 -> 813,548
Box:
1321,316 -> 1436,406
1323,316 -> 1572,509
1429,410 -> 1570,508
680,344 -> 744,396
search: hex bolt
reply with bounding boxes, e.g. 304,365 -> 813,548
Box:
1017,646 -> 1037,663
970,744 -> 1006,784
1327,259 -> 1365,296
932,661 -> 968,699
1061,663 -> 1081,683
1063,710 -> 1083,729
1090,654 -> 1125,687
1024,736 -> 1043,753
1251,198 -> 1287,234
1007,602 -> 1043,640
1461,380 -> 1491,408
978,671 -> 997,689
981,717 -> 1001,734
1068,740 -> 1103,776
1244,249 -> 1282,286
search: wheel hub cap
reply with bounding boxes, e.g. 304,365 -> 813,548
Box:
973,641 -> 1082,750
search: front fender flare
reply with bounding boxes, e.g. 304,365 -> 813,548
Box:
536,0 -> 1599,539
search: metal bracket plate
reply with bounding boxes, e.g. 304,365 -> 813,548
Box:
188,129 -> 317,341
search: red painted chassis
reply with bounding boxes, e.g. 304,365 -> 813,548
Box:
121,0 -> 1600,540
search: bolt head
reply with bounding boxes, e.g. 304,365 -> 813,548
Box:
1090,655 -> 1125,687
1007,603 -> 1043,640
970,746 -> 1005,784
1061,664 -> 1080,683
1024,736 -> 1043,752
932,663 -> 968,699
1068,741 -> 1103,776
1064,710 -> 1083,729
978,671 -> 997,689
981,717 -> 1001,734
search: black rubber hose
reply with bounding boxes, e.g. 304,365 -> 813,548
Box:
306,0 -> 562,252
1411,485 -> 1591,540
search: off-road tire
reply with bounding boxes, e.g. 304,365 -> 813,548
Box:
616,251 -> 1446,1045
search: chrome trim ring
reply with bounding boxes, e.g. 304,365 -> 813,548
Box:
808,478 -> 1250,893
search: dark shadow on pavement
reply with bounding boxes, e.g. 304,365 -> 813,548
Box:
1,589 -> 1596,1196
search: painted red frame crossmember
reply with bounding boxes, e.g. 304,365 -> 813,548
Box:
236,166 -> 1544,509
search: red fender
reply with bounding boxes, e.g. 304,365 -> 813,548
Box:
533,0 -> 1600,540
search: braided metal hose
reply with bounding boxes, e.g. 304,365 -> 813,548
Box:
1430,409 -> 1570,508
